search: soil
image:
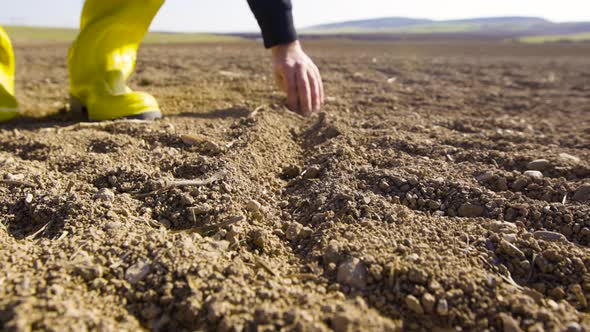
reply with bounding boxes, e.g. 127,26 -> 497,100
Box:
1,40 -> 590,331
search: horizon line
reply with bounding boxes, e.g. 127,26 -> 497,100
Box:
3,15 -> 589,34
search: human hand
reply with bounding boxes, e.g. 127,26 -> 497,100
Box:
271,41 -> 324,115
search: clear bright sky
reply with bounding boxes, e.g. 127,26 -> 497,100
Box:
1,0 -> 589,32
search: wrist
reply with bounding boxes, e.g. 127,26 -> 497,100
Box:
271,40 -> 301,57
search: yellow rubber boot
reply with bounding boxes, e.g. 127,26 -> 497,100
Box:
68,0 -> 165,121
0,26 -> 20,122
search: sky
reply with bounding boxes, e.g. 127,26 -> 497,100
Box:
1,0 -> 589,33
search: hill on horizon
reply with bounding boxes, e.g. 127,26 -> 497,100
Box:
304,16 -> 590,41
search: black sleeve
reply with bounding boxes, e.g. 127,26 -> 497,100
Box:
247,0 -> 298,48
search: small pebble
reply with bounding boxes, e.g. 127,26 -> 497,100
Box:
499,313 -> 523,332
189,204 -> 211,217
573,184 -> 590,202
533,231 -> 567,242
299,226 -> 313,238
24,193 -> 34,204
246,199 -> 261,212
5,173 -> 24,181
94,188 -> 115,202
498,239 -> 525,258
405,295 -> 424,315
125,261 -> 151,284
428,279 -> 442,291
285,222 -> 304,240
527,159 -> 551,171
436,299 -> 449,316
323,240 -> 341,264
458,203 -> 485,218
548,286 -> 566,299
558,153 -> 581,164
476,171 -> 494,183
337,257 -> 367,289
304,164 -> 322,179
379,179 -> 390,191
524,170 -> 543,179
203,141 -> 222,154
408,268 -> 429,284
180,133 -> 206,145
502,233 -> 517,243
489,221 -> 518,233
421,293 -> 436,313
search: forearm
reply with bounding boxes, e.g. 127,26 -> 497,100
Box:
247,0 -> 298,48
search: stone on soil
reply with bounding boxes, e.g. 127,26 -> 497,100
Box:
458,203 -> 485,217
304,164 -> 322,179
285,222 -> 304,240
408,268 -> 429,284
246,199 -> 262,212
502,233 -> 517,243
558,153 -> 581,164
379,179 -> 390,191
533,231 -> 567,242
94,188 -> 115,202
573,184 -> 590,202
527,159 -> 551,171
337,257 -> 368,289
405,295 -> 424,315
436,299 -> 449,316
125,261 -> 151,284
476,171 -> 494,183
498,240 -> 525,258
499,313 -> 523,332
524,170 -> 543,179
421,293 -> 436,313
24,193 -> 33,204
180,133 -> 206,145
489,221 -> 518,233
324,240 -> 341,264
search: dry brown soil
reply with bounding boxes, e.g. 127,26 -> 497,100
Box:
1,40 -> 590,331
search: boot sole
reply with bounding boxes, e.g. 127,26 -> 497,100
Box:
69,95 -> 162,121
0,107 -> 20,122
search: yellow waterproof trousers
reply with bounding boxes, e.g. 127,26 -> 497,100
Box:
0,0 -> 165,122
0,26 -> 19,121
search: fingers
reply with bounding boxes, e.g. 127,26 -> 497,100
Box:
308,70 -> 320,113
310,63 -> 324,109
285,67 -> 299,112
295,64 -> 312,115
313,65 -> 325,104
279,60 -> 324,115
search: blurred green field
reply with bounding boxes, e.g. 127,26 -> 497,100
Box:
3,26 -> 242,44
519,32 -> 590,43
